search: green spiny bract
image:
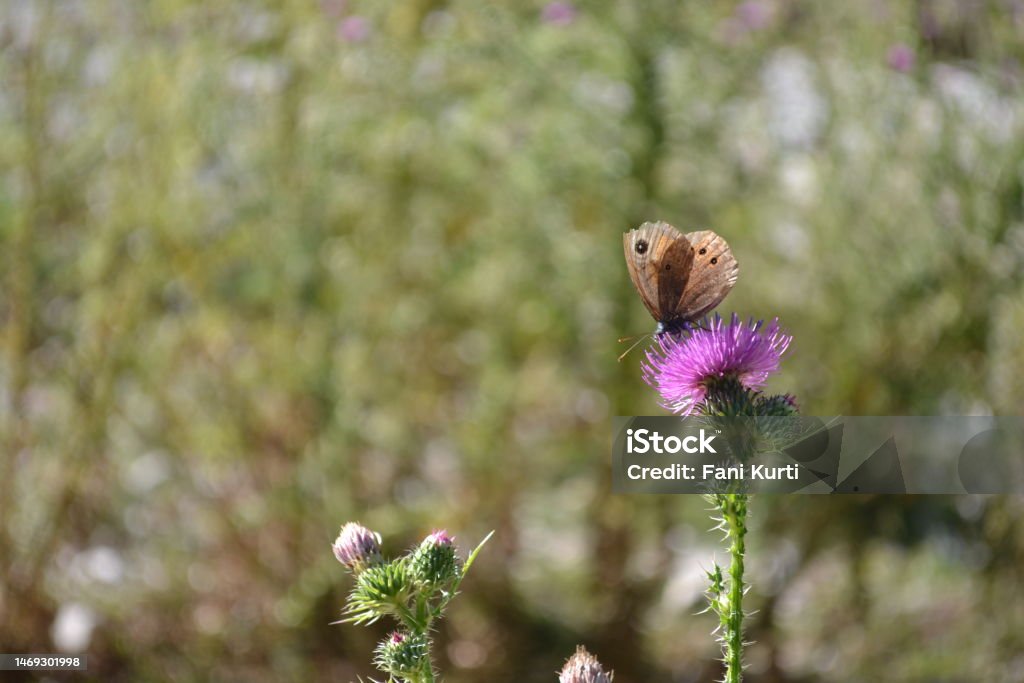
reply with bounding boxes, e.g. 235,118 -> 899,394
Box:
344,559 -> 414,625
754,393 -> 799,416
702,377 -> 760,417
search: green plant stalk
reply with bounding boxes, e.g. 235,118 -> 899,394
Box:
412,594 -> 435,683
721,493 -> 748,683
415,531 -> 492,683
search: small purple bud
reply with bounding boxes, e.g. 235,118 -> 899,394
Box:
425,529 -> 453,546
389,631 -> 406,645
332,522 -> 382,572
541,2 -> 577,26
559,646 -> 612,683
337,15 -> 371,43
887,43 -> 915,73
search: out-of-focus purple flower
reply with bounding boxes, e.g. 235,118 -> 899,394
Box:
887,43 -> 915,73
332,522 -> 382,571
542,2 -> 577,26
736,1 -> 772,31
642,314 -> 792,415
338,15 -> 371,43
321,0 -> 347,17
719,0 -> 774,44
559,646 -> 612,683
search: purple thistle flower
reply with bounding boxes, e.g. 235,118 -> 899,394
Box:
642,313 -> 792,415
332,522 -> 382,571
559,646 -> 612,683
542,2 -> 577,26
887,43 -> 915,73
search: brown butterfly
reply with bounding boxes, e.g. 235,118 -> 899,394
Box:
623,221 -> 739,337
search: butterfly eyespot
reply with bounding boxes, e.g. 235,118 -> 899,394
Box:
699,247 -> 707,255
710,257 -> 718,265
635,240 -> 648,254
664,263 -> 671,270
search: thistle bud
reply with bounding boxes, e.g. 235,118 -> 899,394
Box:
332,522 -> 382,573
559,646 -> 613,683
756,393 -> 799,416
374,630 -> 429,678
411,529 -> 459,586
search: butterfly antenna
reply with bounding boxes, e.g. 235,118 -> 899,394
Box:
617,333 -> 652,362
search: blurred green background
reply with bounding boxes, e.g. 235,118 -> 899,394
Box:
2,1 -> 1024,681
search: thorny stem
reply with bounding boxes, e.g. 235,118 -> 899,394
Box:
409,609 -> 435,683
720,493 -> 748,683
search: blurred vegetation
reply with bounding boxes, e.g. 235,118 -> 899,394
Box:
2,1 -> 1024,681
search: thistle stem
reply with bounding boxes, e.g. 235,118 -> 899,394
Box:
721,493 -> 748,683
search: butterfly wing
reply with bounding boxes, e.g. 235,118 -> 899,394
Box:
623,222 -> 693,322
656,233 -> 695,319
674,230 -> 739,320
